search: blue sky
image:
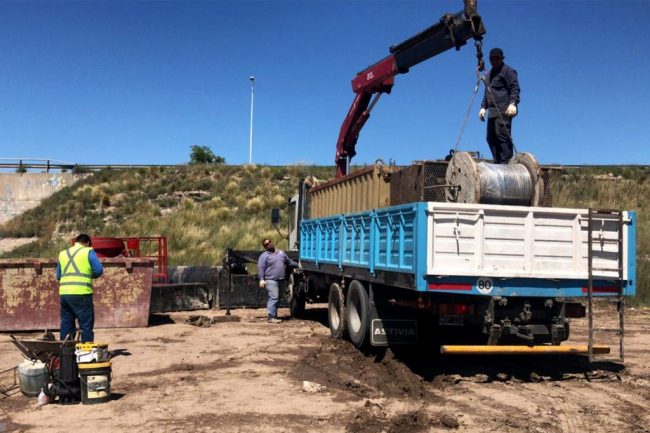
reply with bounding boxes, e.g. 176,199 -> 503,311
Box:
1,1 -> 648,167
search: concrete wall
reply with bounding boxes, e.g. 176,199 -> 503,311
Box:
0,173 -> 89,224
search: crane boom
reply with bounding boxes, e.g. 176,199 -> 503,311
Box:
335,0 -> 486,177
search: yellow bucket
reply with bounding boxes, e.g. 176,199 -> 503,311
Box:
78,361 -> 112,405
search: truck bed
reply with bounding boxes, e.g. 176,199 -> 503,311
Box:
299,202 -> 636,297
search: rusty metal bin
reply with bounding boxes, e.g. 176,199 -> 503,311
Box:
0,258 -> 154,331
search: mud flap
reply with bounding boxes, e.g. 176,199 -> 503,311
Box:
370,319 -> 418,346
369,285 -> 418,346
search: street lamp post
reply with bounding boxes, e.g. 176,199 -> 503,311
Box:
249,76 -> 255,165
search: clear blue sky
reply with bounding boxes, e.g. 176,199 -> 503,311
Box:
1,1 -> 648,167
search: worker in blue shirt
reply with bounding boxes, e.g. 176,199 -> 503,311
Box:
258,239 -> 298,323
479,48 -> 520,164
56,234 -> 103,342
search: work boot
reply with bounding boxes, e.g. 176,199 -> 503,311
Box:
268,318 -> 282,324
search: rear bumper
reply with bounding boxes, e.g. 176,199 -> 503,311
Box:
440,345 -> 610,355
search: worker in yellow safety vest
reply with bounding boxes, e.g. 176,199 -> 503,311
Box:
56,234 -> 103,342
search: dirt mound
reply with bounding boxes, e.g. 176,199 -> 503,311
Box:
292,335 -> 431,400
386,410 -> 432,433
346,404 -> 459,433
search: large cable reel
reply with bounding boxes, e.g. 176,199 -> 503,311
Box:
445,152 -> 544,206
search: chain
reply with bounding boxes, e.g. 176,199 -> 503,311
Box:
475,40 -> 485,73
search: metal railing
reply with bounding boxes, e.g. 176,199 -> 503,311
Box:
0,158 -> 179,173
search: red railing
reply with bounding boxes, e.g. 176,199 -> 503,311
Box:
122,237 -> 168,284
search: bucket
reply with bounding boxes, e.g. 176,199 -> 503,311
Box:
75,342 -> 109,364
18,359 -> 48,398
78,361 -> 111,405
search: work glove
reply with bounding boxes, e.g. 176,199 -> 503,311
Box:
506,104 -> 517,117
259,280 -> 266,289
479,108 -> 486,122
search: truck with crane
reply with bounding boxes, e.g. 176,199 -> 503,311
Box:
277,0 -> 636,360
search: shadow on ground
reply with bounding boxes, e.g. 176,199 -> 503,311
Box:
294,306 -> 625,385
148,314 -> 175,327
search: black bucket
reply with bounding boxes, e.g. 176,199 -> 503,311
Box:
78,362 -> 111,405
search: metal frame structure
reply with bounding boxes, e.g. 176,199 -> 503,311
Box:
0,366 -> 18,397
588,209 -> 626,362
121,237 -> 169,284
72,236 -> 169,283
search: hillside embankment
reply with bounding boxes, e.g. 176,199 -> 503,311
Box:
0,164 -> 648,303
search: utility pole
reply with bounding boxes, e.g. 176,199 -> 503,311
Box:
249,76 -> 255,165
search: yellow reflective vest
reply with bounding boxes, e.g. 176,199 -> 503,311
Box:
58,244 -> 94,295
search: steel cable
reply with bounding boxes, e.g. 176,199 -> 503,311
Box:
478,162 -> 532,205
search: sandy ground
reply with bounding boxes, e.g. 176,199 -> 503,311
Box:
1,302 -> 650,433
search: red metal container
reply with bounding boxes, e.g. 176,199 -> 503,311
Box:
88,238 -> 126,258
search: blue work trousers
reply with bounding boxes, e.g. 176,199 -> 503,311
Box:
60,294 -> 95,343
487,116 -> 514,164
265,280 -> 285,319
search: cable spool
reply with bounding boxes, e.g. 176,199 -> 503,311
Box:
445,152 -> 543,206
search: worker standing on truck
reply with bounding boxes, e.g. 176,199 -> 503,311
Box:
479,48 -> 520,164
56,234 -> 103,342
258,239 -> 298,324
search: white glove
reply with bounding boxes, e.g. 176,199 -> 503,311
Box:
479,108 -> 486,121
259,280 -> 266,288
506,104 -> 517,117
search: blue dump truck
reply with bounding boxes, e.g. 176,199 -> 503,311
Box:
276,1 -> 634,359
280,158 -> 636,360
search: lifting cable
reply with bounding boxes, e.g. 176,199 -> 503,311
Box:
448,41 -> 486,191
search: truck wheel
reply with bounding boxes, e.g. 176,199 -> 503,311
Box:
286,274 -> 306,318
328,283 -> 347,339
346,280 -> 370,348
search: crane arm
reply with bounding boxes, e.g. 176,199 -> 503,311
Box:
335,0 -> 486,177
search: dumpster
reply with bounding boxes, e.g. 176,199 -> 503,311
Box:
0,258 -> 154,331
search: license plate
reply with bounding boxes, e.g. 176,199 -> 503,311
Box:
439,315 -> 464,326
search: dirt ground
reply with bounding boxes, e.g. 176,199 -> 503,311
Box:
1,302 -> 650,433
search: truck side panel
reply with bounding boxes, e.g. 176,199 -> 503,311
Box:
300,203 -> 427,277
427,203 -> 633,281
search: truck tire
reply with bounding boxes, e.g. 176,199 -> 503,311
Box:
286,274 -> 306,318
328,283 -> 347,339
346,280 -> 370,348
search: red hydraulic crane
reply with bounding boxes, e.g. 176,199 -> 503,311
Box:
335,0 -> 486,177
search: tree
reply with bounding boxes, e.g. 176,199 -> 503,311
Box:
189,145 -> 226,165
